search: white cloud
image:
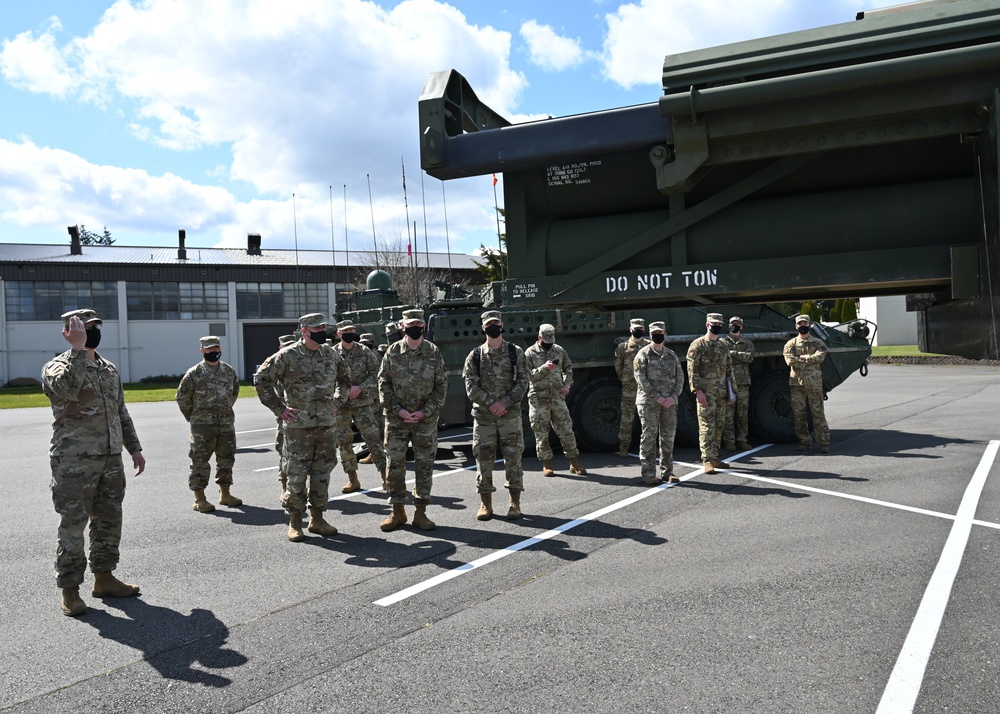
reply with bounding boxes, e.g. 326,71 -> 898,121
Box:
0,20 -> 78,99
520,20 -> 585,71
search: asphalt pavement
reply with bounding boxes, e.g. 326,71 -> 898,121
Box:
2,363 -> 999,713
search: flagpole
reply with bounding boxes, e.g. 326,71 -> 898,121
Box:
420,169 -> 431,302
367,173 -> 380,272
343,184 -> 351,311
329,185 -> 337,314
492,174 -> 504,283
292,192 -> 300,289
402,156 -> 416,304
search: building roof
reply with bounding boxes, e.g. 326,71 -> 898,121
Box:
0,243 -> 479,271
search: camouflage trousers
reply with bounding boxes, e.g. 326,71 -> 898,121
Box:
619,385 -> 639,451
638,402 -> 678,481
337,401 -> 386,473
280,426 -> 337,514
528,395 -> 579,460
697,393 -> 728,462
384,416 -> 438,506
473,412 -> 524,494
274,416 -> 284,484
187,423 -> 236,491
723,385 -> 751,445
791,385 -> 830,448
50,454 -> 126,589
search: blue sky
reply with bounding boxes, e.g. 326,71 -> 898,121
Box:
0,0 -> 898,257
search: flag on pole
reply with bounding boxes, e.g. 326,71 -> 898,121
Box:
492,174 -> 498,186
407,241 -> 412,257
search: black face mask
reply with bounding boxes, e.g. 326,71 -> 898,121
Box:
650,333 -> 665,344
204,351 -> 221,363
306,329 -> 328,344
484,324 -> 504,339
85,327 -> 101,349
709,324 -> 723,335
340,332 -> 359,343
730,325 -> 741,333
797,325 -> 811,335
540,341 -> 553,350
630,329 -> 644,339
404,325 -> 424,340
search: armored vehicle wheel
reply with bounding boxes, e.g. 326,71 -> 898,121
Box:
568,375 -> 622,452
675,389 -> 699,448
748,369 -> 796,443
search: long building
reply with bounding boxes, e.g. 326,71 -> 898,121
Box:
0,232 -> 480,384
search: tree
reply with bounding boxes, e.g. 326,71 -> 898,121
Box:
473,207 -> 507,282
78,225 -> 115,246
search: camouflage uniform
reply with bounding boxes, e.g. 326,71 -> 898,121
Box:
614,320 -> 650,455
722,322 -> 756,448
176,350 -> 241,492
378,335 -> 448,505
524,339 -> 578,461
464,338 -> 529,495
333,336 -> 387,473
783,317 -> 830,450
634,332 -> 685,483
254,331 -> 350,514
42,311 -> 142,590
258,335 -> 297,490
687,316 -> 735,464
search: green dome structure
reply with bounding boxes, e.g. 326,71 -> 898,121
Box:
366,269 -> 393,291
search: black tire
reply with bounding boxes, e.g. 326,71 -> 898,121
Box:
675,387 -> 699,447
567,374 -> 623,452
748,369 -> 797,443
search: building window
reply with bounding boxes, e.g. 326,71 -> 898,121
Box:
4,281 -> 119,322
236,282 -> 328,319
126,282 -> 228,320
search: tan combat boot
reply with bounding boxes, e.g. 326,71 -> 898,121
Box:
819,445 -> 830,453
380,468 -> 388,492
507,491 -> 522,520
642,475 -> 663,485
542,460 -> 555,477
722,441 -> 736,452
287,512 -> 305,542
711,458 -> 730,469
568,456 -> 587,475
61,587 -> 87,617
307,508 -> 338,536
476,493 -> 493,521
380,504 -> 408,532
703,462 -> 716,474
618,447 -> 630,458
341,470 -> 361,494
93,571 -> 140,598
358,452 -> 374,464
412,504 -> 436,531
219,484 -> 243,507
667,474 -> 680,483
737,441 -> 752,451
192,489 -> 215,513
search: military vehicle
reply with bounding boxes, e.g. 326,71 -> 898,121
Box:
347,0 -> 1000,448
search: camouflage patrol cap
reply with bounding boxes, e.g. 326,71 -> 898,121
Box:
729,316 -> 744,325
298,313 -> 327,329
706,313 -> 724,324
359,333 -> 375,346
794,314 -> 812,325
539,323 -> 556,337
336,319 -> 356,332
199,335 -> 221,349
629,318 -> 645,329
401,309 -> 425,324
278,334 -> 296,346
649,321 -> 666,332
481,310 -> 502,325
61,309 -> 102,328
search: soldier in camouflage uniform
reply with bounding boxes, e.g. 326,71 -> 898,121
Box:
783,314 -> 830,452
464,310 -> 529,520
524,323 -> 586,477
361,323 -> 399,466
378,309 -> 448,531
722,316 -> 756,452
43,309 -> 146,617
687,313 -> 736,474
333,319 -> 387,493
176,335 -> 242,513
254,313 -> 351,542
634,321 -> 685,485
359,333 -> 375,349
614,318 -> 650,457
255,334 -> 297,498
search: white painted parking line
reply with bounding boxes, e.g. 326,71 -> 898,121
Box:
328,460 -> 498,501
876,440 -> 1000,714
236,428 -> 275,435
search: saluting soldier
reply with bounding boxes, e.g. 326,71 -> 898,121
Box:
783,314 -> 830,452
43,309 -> 145,617
378,309 -> 448,532
176,335 -> 242,513
463,310 -> 529,520
687,312 -> 736,474
255,313 -> 351,542
722,316 -> 756,452
634,321 -> 684,485
523,323 -> 586,477
333,319 -> 387,493
614,318 -> 650,457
